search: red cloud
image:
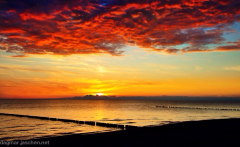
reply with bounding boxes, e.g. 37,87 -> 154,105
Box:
215,39 -> 240,51
0,0 -> 240,56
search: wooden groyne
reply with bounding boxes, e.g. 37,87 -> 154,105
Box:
156,105 -> 240,111
0,112 -> 138,130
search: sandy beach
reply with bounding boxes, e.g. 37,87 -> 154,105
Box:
19,118 -> 239,147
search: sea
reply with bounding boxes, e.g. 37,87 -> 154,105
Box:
0,99 -> 240,141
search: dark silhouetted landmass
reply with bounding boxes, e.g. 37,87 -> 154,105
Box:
17,118 -> 240,147
71,94 -> 116,100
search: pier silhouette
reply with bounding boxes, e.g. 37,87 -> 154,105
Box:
0,112 -> 138,130
156,105 -> 240,111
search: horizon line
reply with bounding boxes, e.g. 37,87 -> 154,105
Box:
0,95 -> 240,100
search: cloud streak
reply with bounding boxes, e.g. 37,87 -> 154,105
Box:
224,66 -> 240,71
0,0 -> 240,56
0,64 -> 80,75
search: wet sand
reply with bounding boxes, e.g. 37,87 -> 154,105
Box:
18,118 -> 239,147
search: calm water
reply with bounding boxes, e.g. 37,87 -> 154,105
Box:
0,100 -> 240,140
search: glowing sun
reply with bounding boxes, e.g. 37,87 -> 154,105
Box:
96,93 -> 104,96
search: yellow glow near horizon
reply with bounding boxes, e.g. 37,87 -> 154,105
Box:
96,93 -> 104,96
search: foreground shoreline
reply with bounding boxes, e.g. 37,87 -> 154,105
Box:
13,118 -> 239,147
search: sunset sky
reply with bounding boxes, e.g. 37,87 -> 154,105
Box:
0,0 -> 240,98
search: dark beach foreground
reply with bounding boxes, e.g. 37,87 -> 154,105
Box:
10,118 -> 240,147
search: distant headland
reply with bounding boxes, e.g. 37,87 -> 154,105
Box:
72,94 -> 117,100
